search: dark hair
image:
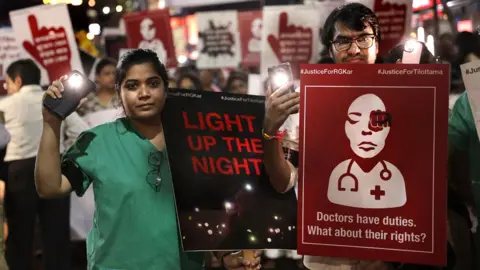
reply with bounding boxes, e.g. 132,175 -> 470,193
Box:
95,58 -> 117,76
176,71 -> 203,90
6,59 -> 41,86
384,42 -> 436,64
224,70 -> 248,93
116,49 -> 168,91
455,31 -> 480,64
321,3 -> 381,50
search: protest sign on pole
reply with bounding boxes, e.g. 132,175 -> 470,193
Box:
162,90 -> 297,250
461,60 -> 480,140
298,64 -> 449,265
123,9 -> 177,68
196,11 -> 242,69
260,5 -> 323,80
0,28 -> 24,95
238,11 -> 262,67
9,4 -> 84,85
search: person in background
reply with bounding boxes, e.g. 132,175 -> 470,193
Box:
35,49 -> 260,270
177,70 -> 203,90
0,59 -> 87,270
263,3 -> 389,269
0,112 -> 9,270
224,70 -> 248,95
454,31 -> 480,65
77,58 -> 119,117
199,69 -> 222,92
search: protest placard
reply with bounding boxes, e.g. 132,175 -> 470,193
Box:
298,64 -> 449,265
162,89 -> 297,250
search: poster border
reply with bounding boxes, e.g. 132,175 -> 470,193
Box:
300,85 -> 436,254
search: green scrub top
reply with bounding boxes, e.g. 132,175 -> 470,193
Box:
448,92 -> 480,244
62,117 -> 204,270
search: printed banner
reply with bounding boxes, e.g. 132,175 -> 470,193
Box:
0,28 -> 24,95
9,4 -> 84,85
167,0 -> 255,7
260,5 -> 322,80
461,60 -> 480,140
298,64 -> 449,265
196,11 -> 242,69
238,11 -> 262,67
104,35 -> 127,61
162,89 -> 297,250
349,0 -> 413,56
123,9 -> 177,68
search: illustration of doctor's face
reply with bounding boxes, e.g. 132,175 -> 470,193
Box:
140,18 -> 156,41
345,94 -> 391,159
251,18 -> 262,39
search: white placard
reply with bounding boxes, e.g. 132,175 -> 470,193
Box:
196,10 -> 242,69
0,28 -> 25,80
260,5 -> 324,80
9,4 -> 84,85
461,60 -> 480,140
247,74 -> 263,96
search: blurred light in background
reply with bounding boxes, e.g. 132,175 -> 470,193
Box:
178,55 -> 187,64
426,35 -> 435,56
102,6 -> 110,14
86,32 -> 94,40
88,0 -> 95,7
158,0 -> 166,9
116,5 -> 123,12
86,9 -> 98,18
417,27 -> 425,43
71,0 -> 82,6
88,23 -> 101,35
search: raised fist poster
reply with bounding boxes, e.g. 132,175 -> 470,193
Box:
0,28 -> 24,95
9,4 -> 84,85
298,64 -> 449,265
162,89 -> 297,250
348,0 -> 413,56
260,5 -> 322,80
123,9 -> 177,68
196,11 -> 242,69
238,11 -> 262,67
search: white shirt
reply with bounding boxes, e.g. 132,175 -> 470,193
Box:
0,85 -> 88,162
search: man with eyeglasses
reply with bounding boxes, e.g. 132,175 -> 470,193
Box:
263,3 -> 388,269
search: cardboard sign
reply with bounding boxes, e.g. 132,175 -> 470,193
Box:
196,11 -> 242,69
162,89 -> 297,251
461,60 -> 480,140
0,28 -> 24,95
298,64 -> 449,265
123,9 -> 177,68
238,11 -> 262,67
261,5 -> 322,80
349,0 -> 413,56
9,4 -> 84,85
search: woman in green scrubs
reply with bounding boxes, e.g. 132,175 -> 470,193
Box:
34,49 -> 261,270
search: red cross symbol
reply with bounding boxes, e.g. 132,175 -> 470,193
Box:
370,185 -> 385,200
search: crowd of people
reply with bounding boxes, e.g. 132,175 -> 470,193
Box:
0,2 -> 478,270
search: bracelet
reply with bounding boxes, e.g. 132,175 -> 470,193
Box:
262,129 -> 286,140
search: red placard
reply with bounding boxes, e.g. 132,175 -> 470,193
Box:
298,64 -> 449,265
123,9 -> 177,68
238,11 -> 262,67
373,0 -> 412,57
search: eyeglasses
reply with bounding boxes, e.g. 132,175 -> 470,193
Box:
331,35 -> 376,52
146,151 -> 164,192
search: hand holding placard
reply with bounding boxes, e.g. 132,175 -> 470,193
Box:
267,12 -> 313,63
23,15 -> 72,82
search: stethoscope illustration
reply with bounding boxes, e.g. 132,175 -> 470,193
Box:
337,159 -> 392,192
